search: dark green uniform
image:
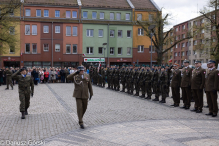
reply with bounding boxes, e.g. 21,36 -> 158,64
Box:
152,69 -> 159,101
127,69 -> 135,94
12,70 -> 34,112
120,67 -> 126,92
5,69 -> 13,89
139,68 -> 146,97
106,67 -> 110,88
159,70 -> 168,103
144,69 -> 153,99
134,68 -> 141,96
114,68 -> 120,91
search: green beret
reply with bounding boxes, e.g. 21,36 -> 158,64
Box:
130,65 -> 133,67
183,59 -> 189,63
165,65 -> 169,67
146,65 -> 150,67
195,60 -> 201,64
161,66 -> 165,69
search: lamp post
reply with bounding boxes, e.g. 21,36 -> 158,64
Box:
148,25 -> 156,69
102,43 -> 107,67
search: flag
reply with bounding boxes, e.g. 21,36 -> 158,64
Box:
82,54 -> 86,57
98,61 -> 101,73
168,59 -> 172,63
21,52 -> 22,56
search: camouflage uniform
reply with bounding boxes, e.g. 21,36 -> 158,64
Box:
159,68 -> 168,103
114,66 -> 120,91
120,66 -> 126,92
152,68 -> 160,101
127,67 -> 135,94
5,69 -> 13,89
139,67 -> 146,97
144,67 -> 153,99
134,66 -> 141,96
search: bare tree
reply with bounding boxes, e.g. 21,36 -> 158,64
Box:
137,11 -> 193,65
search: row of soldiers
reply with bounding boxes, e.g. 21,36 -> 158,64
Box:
89,59 -> 219,117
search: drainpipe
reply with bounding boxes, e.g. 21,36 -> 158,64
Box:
107,24 -> 109,66
52,22 -> 53,67
23,4 -> 24,20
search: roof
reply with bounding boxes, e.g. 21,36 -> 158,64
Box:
81,0 -> 131,9
24,0 -> 78,6
131,0 -> 157,10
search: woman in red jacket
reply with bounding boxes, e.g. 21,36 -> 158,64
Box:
44,69 -> 49,83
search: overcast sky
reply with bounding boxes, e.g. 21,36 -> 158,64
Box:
154,0 -> 209,30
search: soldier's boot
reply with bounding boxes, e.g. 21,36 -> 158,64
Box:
12,86 -> 13,90
5,88 -> 9,90
166,94 -> 169,97
120,89 -> 125,92
21,112 -> 25,119
131,91 -> 133,95
25,109 -> 28,115
159,98 -> 166,103
145,96 -> 151,100
134,92 -> 139,96
153,96 -> 159,101
139,94 -> 145,98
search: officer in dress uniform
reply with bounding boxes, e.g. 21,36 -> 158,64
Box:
205,60 -> 218,117
190,60 -> 205,113
67,65 -> 93,129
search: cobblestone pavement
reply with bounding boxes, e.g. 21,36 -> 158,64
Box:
0,83 -> 219,146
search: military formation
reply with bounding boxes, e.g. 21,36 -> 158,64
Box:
89,59 -> 219,117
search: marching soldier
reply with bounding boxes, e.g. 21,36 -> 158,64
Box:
144,65 -> 153,99
159,66 -> 168,103
5,67 -> 13,90
170,64 -> 181,107
152,65 -> 160,101
205,60 -> 218,117
67,65 -> 93,129
12,67 -> 34,119
181,59 -> 193,109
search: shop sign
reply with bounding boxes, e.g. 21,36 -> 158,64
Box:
84,58 -> 105,62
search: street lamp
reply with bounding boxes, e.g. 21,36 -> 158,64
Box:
148,25 -> 156,69
102,43 -> 107,67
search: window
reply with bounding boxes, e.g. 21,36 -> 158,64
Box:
126,13 -> 130,20
92,12 -> 97,19
138,28 -> 144,35
213,26 -> 216,30
127,30 -> 131,38
201,39 -> 205,44
43,44 -> 49,51
66,45 -> 71,54
201,29 -> 205,33
201,19 -> 205,23
178,52 -> 180,56
137,14 -> 142,21
171,32 -> 173,36
183,25 -> 185,29
25,9 -> 31,16
213,38 -> 216,42
194,21 -> 197,25
110,47 -> 114,55
66,11 -> 71,18
116,13 -> 121,20
73,27 -> 77,36
118,30 -> 122,37
9,46 -> 15,53
72,11 -> 77,18
194,40 -> 197,45
83,11 -> 88,18
66,26 -> 71,36
186,51 -> 188,56
44,10 -> 49,17
118,47 -> 122,55
87,29 -> 94,37
99,29 -> 103,37
110,13 -> 114,20
9,8 -> 14,16
138,45 -> 144,52
127,47 -> 131,55
175,36 -> 178,40
189,41 -> 191,46
100,12 -> 104,19
55,26 -> 60,33
32,25 -> 37,35
178,43 -> 180,48
73,45 -> 77,54
182,34 -> 185,38
175,28 -> 178,32
25,25 -> 30,35
36,10 -> 41,17
55,44 -> 60,52
110,30 -> 115,37
176,44 -> 178,48
9,27 -> 15,35
170,48 -> 173,52
87,47 -> 93,54
55,10 -> 60,17
149,14 -> 153,22
149,46 -> 155,53
174,52 -> 177,56
32,44 -> 37,54
98,47 -> 103,54
193,50 -> 196,55
25,44 -> 30,53
43,26 -> 49,33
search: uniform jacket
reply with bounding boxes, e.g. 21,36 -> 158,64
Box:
153,69 -> 159,82
171,69 -> 181,88
12,70 -> 34,94
159,71 -> 168,84
205,68 -> 218,92
5,70 -> 12,77
191,67 -> 205,89
67,72 -> 93,99
181,67 -> 192,87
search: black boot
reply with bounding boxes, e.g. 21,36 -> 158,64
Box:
159,98 -> 166,103
120,89 -> 125,92
25,109 -> 28,115
139,94 -> 145,98
5,88 -> 9,90
153,97 -> 159,101
145,96 -> 151,100
134,92 -> 139,96
21,112 -> 25,119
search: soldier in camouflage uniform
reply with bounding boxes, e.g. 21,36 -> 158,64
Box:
152,65 -> 160,101
114,65 -> 120,91
120,65 -> 126,92
106,66 -> 110,88
144,65 -> 153,99
134,65 -> 141,96
139,65 -> 146,98
12,67 -> 34,119
99,67 -> 105,87
126,65 -> 133,94
89,66 -> 94,84
124,65 -> 130,93
165,65 -> 173,97
5,67 -> 13,90
159,66 -> 168,103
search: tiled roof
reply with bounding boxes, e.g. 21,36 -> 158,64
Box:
81,0 -> 131,9
24,0 -> 78,6
131,0 -> 157,10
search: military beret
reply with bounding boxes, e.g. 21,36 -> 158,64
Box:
195,60 -> 201,64
130,65 -> 133,67
146,65 -> 150,67
165,65 -> 169,67
183,59 -> 189,63
161,66 -> 165,69
125,65 -> 128,67
208,60 -> 216,64
117,65 -> 119,67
